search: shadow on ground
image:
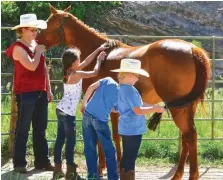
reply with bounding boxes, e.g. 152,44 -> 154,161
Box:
158,164 -> 177,179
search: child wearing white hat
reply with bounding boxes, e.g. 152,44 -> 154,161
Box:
111,59 -> 165,180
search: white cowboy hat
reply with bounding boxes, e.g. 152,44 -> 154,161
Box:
11,14 -> 47,30
111,59 -> 150,77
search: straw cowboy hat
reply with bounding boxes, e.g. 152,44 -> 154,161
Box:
11,14 -> 47,30
111,59 -> 150,77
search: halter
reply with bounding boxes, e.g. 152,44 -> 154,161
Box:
56,16 -> 69,46
46,14 -> 69,69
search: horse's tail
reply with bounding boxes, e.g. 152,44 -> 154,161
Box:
167,47 -> 210,108
191,47 -> 211,104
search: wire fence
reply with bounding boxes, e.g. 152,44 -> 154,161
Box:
1,26 -> 223,152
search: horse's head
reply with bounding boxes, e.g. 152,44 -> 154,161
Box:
37,4 -> 72,49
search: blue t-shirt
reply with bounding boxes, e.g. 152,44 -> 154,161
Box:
118,84 -> 146,135
85,77 -> 118,122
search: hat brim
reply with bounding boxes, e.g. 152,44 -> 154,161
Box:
110,69 -> 150,77
11,20 -> 47,30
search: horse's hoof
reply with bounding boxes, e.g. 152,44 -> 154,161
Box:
171,171 -> 183,180
189,171 -> 199,180
171,177 -> 182,180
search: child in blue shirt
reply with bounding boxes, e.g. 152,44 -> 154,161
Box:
81,77 -> 119,180
111,59 -> 165,180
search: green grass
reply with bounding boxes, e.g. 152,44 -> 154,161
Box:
1,88 -> 223,166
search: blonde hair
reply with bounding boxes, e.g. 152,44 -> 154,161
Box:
16,28 -> 24,38
118,72 -> 129,82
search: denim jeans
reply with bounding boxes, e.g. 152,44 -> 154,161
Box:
82,111 -> 118,180
13,91 -> 50,168
54,109 -> 76,165
120,135 -> 142,172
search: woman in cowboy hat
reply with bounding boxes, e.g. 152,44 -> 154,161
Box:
111,59 -> 166,180
6,14 -> 54,173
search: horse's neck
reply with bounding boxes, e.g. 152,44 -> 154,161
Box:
67,18 -> 106,59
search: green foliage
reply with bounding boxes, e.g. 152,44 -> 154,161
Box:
192,40 -> 203,48
1,1 -> 121,25
1,2 -> 20,25
201,141 -> 223,160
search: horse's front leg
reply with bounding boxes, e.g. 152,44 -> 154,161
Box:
97,113 -> 121,176
97,141 -> 106,177
110,113 -> 121,173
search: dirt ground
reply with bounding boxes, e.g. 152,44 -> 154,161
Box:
1,158 -> 223,180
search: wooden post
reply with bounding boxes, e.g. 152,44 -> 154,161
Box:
8,91 -> 17,153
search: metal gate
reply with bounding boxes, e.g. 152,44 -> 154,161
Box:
1,26 -> 223,153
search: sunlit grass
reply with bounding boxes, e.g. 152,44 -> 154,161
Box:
1,88 -> 223,165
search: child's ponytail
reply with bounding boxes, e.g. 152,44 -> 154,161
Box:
63,68 -> 68,83
61,48 -> 81,83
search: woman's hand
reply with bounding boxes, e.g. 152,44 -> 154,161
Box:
47,90 -> 53,102
35,45 -> 46,54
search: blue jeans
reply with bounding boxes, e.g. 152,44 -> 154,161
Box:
120,135 -> 142,172
82,111 -> 118,180
54,109 -> 76,165
13,91 -> 50,168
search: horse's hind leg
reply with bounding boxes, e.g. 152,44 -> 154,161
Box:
170,103 -> 199,180
171,133 -> 189,180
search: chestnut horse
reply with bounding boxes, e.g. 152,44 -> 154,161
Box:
37,4 -> 210,180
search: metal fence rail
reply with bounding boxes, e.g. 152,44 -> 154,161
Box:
1,27 -> 223,147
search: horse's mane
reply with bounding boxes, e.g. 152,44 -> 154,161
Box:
65,11 -> 108,39
50,10 -> 123,48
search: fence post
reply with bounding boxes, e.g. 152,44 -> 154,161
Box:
211,36 -> 216,140
8,89 -> 17,153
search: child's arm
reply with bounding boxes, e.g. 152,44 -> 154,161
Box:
77,43 -> 108,71
143,102 -> 161,108
81,80 -> 100,114
143,102 -> 153,107
75,51 -> 106,79
133,106 -> 165,115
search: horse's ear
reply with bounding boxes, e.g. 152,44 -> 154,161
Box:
49,3 -> 57,14
63,5 -> 71,12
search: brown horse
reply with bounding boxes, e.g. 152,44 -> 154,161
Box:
37,4 -> 210,180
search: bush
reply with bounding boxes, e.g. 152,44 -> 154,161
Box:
201,141 -> 223,160
1,1 -> 121,25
